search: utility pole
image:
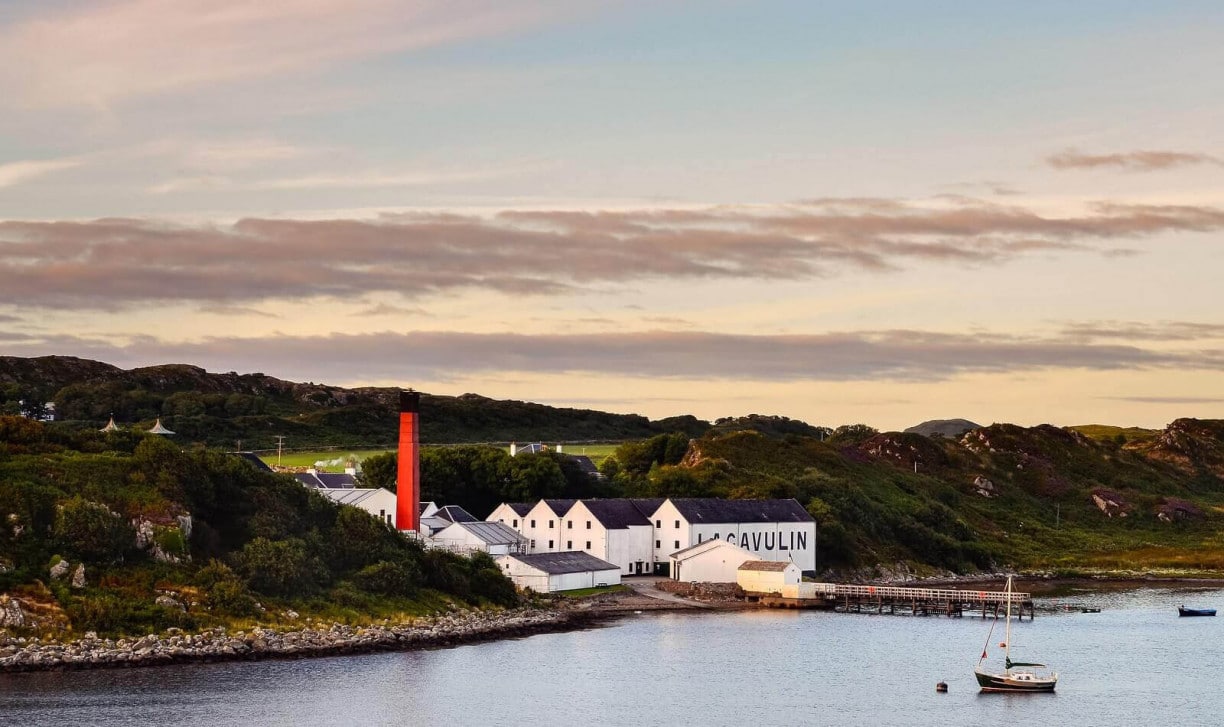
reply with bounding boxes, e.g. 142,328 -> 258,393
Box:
236,439 -> 242,452
275,435 -> 286,466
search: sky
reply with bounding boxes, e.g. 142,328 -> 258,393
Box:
2,0 -> 1223,432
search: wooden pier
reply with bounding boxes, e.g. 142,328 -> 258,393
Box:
754,583 -> 1035,619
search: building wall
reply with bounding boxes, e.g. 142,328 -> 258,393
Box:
650,500 -> 694,567
670,542 -> 757,583
737,564 -> 801,594
427,524 -> 522,555
322,489 -> 399,528
487,504 -> 526,535
690,522 -> 816,572
495,557 -> 621,593
523,501 -> 567,553
606,524 -> 653,575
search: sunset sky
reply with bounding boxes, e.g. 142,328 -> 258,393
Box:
2,1 -> 1223,431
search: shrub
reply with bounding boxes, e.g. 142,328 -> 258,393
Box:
53,497 -> 133,564
354,560 -> 419,597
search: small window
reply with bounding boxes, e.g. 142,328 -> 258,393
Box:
530,539 -> 536,548
566,540 -> 572,549
567,520 -> 572,529
674,520 -> 680,529
585,541 -> 591,549
379,509 -> 385,518
655,540 -> 661,548
586,521 -> 591,529
512,519 -> 518,527
531,519 -> 536,528
655,519 -> 661,528
548,540 -> 554,549
549,519 -> 554,528
674,540 -> 680,549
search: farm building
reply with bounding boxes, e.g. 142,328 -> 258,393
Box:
429,521 -> 528,556
669,539 -> 757,583
496,552 -> 621,593
736,560 -> 801,594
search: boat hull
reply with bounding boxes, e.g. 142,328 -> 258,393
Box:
975,669 -> 1057,693
1178,607 -> 1216,617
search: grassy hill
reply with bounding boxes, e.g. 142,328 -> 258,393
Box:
0,356 -> 712,450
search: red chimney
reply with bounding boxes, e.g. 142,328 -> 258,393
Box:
395,391 -> 420,531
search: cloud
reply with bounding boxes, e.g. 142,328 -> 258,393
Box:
198,304 -> 278,318
6,328 -> 1224,385
1104,396 -> 1224,404
1058,321 -> 1224,342
0,1 -> 575,108
350,303 -> 430,317
1047,149 -> 1223,171
3,198 -> 1223,310
0,157 -> 83,187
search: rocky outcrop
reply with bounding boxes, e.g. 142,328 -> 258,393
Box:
71,563 -> 86,589
0,607 -> 593,673
973,476 -> 996,497
1156,497 -> 1204,523
0,597 -> 26,629
1091,488 -> 1130,518
49,558 -> 70,581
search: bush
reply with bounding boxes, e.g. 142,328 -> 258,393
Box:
53,497 -> 133,564
354,560 -> 420,597
233,537 -> 328,597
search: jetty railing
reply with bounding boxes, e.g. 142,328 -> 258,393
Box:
828,584 -> 1028,605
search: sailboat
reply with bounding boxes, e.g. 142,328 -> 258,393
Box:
974,576 -> 1058,693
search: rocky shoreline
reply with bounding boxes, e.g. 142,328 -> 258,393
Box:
0,606 -> 601,674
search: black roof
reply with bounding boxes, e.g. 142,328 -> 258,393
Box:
504,503 -> 533,516
543,499 -> 579,516
316,473 -> 358,489
233,452 -> 272,472
629,498 -> 666,518
437,505 -> 478,524
293,473 -> 322,489
669,498 -> 813,523
580,499 -> 652,529
569,455 -> 600,475
505,551 -> 618,575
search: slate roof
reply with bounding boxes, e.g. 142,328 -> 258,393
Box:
580,499 -> 652,529
233,452 -> 273,472
502,503 -> 533,517
569,455 -> 600,475
293,473 -> 323,489
738,560 -> 794,572
669,498 -> 813,524
444,521 -> 527,546
503,551 -> 619,575
629,498 -> 666,518
542,499 -> 579,516
316,473 -> 359,489
317,489 -> 387,507
436,505 -> 479,524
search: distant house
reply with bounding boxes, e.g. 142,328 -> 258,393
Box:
669,539 -> 757,583
429,521 -> 528,556
293,467 -> 360,489
736,560 -> 801,594
495,551 -> 621,593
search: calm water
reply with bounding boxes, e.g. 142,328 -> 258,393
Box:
3,585 -> 1223,726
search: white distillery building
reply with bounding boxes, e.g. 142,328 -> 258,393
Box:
737,560 -> 801,594
651,498 -> 816,573
487,497 -> 817,576
496,552 -> 621,593
315,488 -> 399,528
669,539 -> 758,583
428,521 -> 528,556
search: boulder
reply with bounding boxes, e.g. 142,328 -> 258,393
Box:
49,558 -> 71,581
155,595 -> 186,612
973,476 -> 996,497
0,596 -> 26,628
71,563 -> 86,589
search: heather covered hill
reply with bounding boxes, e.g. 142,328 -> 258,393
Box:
0,356 -> 711,448
601,419 -> 1224,577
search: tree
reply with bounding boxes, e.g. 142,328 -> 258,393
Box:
359,451 -> 398,490
234,537 -> 327,596
53,496 -> 134,564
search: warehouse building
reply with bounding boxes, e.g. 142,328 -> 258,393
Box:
429,521 -> 528,556
736,560 -> 802,595
496,551 -> 621,593
669,539 -> 757,583
651,498 -> 816,573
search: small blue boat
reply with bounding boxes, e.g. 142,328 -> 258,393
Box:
1178,606 -> 1216,617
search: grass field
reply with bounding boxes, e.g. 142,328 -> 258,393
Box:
260,442 -> 623,470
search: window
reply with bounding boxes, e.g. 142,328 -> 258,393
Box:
566,540 -> 572,549
585,541 -> 591,549
548,540 -> 554,549
512,519 -> 518,527
531,519 -> 536,528
586,521 -> 591,529
655,519 -> 661,528
698,534 -> 704,543
567,521 -> 572,529
530,539 -> 536,548
674,520 -> 680,529
549,519 -> 554,528
655,540 -> 661,548
674,540 -> 680,549
379,509 -> 385,518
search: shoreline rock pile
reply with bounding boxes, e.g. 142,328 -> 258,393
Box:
0,607 -> 591,673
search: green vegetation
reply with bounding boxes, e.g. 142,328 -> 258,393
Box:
1068,424 -> 1160,444
0,417 -> 520,638
556,584 -> 631,598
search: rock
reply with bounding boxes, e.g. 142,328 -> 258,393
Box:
285,610 -> 299,620
49,558 -> 71,581
1090,488 -> 1130,518
972,476 -> 995,497
0,596 -> 26,628
71,563 -> 86,589
155,596 -> 186,612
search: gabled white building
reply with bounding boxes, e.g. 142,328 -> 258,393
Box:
651,498 -> 816,573
429,521 -> 528,556
562,500 -> 655,575
316,488 -> 399,528
737,560 -> 801,594
487,502 -> 533,534
669,539 -> 757,583
520,499 -> 579,554
496,552 -> 620,593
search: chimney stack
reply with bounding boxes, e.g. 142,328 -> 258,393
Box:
395,391 -> 421,532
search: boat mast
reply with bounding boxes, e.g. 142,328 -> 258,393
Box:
1004,575 -> 1013,670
